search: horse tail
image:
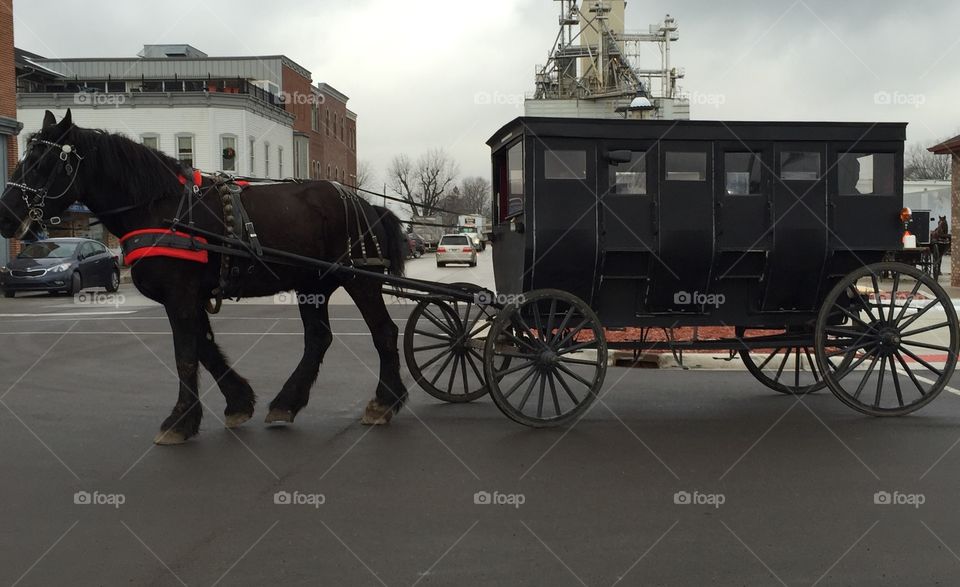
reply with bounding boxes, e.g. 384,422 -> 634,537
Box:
371,205 -> 406,277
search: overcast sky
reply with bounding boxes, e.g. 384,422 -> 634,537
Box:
13,0 -> 960,189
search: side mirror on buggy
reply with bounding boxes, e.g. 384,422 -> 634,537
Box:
604,150 -> 633,164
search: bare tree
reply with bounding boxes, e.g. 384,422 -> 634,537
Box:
460,177 -> 491,216
356,160 -> 374,190
387,149 -> 459,216
905,142 -> 951,180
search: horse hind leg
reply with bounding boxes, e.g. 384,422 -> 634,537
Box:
197,313 -> 256,428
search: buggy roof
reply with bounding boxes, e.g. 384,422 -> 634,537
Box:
487,117 -> 907,147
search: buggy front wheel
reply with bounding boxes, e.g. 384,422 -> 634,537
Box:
483,289 -> 607,427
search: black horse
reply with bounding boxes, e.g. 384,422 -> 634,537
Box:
0,110 -> 409,444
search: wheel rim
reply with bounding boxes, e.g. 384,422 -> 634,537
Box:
815,262 -> 959,416
404,297 -> 499,403
111,272 -> 119,289
484,289 -> 606,427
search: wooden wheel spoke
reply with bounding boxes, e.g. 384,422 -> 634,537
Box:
557,340 -> 597,355
414,342 -> 452,353
429,349 -> 458,386
873,353 -> 887,407
556,362 -> 594,389
422,307 -> 458,337
803,347 -> 821,382
898,346 -> 944,377
832,303 -> 876,332
536,372 -> 547,418
756,347 -> 784,370
420,346 -> 455,370
459,354 -> 470,396
549,307 -> 575,346
414,328 -> 451,341
553,368 -> 580,405
545,299 -> 558,343
888,273 -> 901,323
547,372 -> 561,417
774,347 -> 792,383
901,340 -> 952,353
894,278 -> 924,324
900,321 -> 951,338
895,351 -> 927,397
556,318 -> 591,349
557,356 -> 599,367
502,365 -> 537,399
495,359 -> 535,378
445,351 -> 459,393
517,371 -> 541,411
889,356 -> 905,407
853,354 -> 881,400
897,299 -> 940,332
465,349 -> 485,383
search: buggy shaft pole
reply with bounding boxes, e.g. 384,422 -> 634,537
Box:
164,219 -> 491,304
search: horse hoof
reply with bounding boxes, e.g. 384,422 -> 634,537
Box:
154,429 -> 188,445
265,408 -> 295,425
361,400 -> 394,426
225,412 -> 253,429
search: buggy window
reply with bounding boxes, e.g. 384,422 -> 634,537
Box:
609,151 -> 647,195
665,152 -> 706,181
837,153 -> 895,195
507,142 -> 524,217
544,150 -> 586,180
440,235 -> 470,246
725,152 -> 762,195
780,152 -> 820,180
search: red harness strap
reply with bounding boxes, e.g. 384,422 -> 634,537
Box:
120,229 -> 209,265
177,169 -> 204,187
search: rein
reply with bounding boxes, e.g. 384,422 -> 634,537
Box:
7,137 -> 84,231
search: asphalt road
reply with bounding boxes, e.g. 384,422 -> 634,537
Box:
2,252 -> 960,585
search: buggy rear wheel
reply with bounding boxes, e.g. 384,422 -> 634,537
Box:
736,327 -> 828,395
815,262 -> 959,416
483,289 -> 607,428
403,292 -> 500,403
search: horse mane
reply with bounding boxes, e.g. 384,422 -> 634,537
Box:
66,126 -> 184,204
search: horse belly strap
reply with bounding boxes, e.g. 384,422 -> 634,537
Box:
120,229 -> 209,265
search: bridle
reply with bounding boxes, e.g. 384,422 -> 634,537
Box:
7,136 -> 84,230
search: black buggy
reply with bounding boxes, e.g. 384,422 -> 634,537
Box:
401,117 -> 959,427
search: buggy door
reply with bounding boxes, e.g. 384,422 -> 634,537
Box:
528,139 -> 599,304
762,144 -> 828,311
827,143 -> 902,251
646,142 -> 715,312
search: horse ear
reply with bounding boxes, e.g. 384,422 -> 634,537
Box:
42,110 -> 56,128
59,108 -> 73,129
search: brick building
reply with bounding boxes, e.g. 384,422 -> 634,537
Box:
0,0 -> 22,265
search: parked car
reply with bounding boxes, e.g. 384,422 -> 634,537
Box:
436,234 -> 477,268
0,238 -> 120,297
407,233 -> 427,258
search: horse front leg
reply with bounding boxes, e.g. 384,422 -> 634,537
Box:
265,288 -> 335,424
154,304 -> 204,445
344,279 -> 408,425
197,312 -> 257,428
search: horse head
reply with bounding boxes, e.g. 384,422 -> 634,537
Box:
0,109 -> 86,239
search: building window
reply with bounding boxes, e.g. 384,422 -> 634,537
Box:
249,137 -> 255,175
326,110 -> 330,136
327,164 -> 331,178
264,142 -> 270,176
278,147 -> 284,177
176,134 -> 194,168
220,135 -> 237,172
141,134 -> 160,151
311,104 -> 319,132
